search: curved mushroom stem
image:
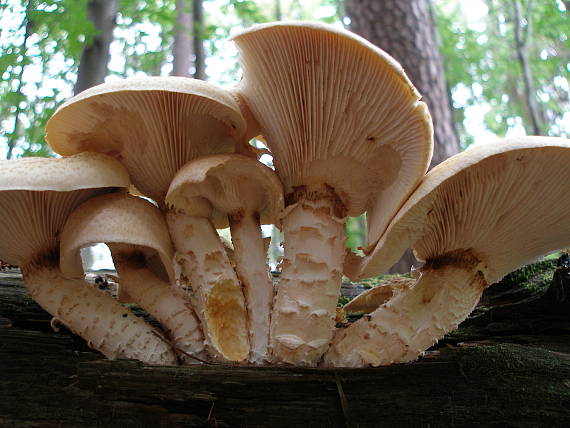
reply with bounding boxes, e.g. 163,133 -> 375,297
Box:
22,258 -> 177,365
109,244 -> 206,363
166,211 -> 250,362
322,251 -> 488,367
229,211 -> 275,364
270,191 -> 346,366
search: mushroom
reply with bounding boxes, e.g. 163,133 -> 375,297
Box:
166,153 -> 284,363
324,136 -> 570,367
0,153 -> 176,364
232,22 -> 433,365
59,192 -> 205,362
45,76 -> 255,361
342,277 -> 414,315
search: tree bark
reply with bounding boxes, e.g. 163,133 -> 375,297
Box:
192,0 -> 206,80
74,0 -> 119,95
345,0 -> 459,168
172,0 -> 193,77
1,257 -> 569,427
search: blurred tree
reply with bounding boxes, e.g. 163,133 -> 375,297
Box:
74,0 -> 119,94
172,0 -> 193,77
193,0 -> 206,79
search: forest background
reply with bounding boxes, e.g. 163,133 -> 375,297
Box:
0,0 -> 568,269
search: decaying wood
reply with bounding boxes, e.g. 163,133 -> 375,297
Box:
1,258 -> 569,427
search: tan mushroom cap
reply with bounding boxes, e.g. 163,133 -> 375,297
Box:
60,193 -> 175,282
347,136 -> 570,282
166,154 -> 284,227
233,21 -> 432,231
343,276 -> 414,314
0,153 -> 130,267
45,76 -> 250,205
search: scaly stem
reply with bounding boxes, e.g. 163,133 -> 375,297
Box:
110,245 -> 206,363
22,263 -> 177,365
167,211 -> 249,362
229,211 -> 274,364
270,194 -> 346,366
323,251 -> 487,367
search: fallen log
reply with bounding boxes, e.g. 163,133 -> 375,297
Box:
1,258 -> 569,427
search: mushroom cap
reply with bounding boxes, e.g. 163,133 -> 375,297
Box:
232,21 -> 433,236
60,193 -> 175,283
346,137 -> 570,282
45,76 -> 250,205
166,154 -> 284,227
0,153 -> 130,266
343,276 -> 415,314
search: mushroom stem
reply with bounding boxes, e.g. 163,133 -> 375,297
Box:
229,211 -> 275,364
109,244 -> 206,363
22,257 -> 177,365
166,211 -> 250,362
322,250 -> 487,367
270,191 -> 346,366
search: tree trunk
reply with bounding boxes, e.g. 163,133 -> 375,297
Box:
172,0 -> 193,77
345,0 -> 459,168
512,0 -> 544,135
74,0 -> 119,95
192,0 -> 206,80
1,257 -> 569,426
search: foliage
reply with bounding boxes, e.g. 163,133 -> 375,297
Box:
435,0 -> 569,148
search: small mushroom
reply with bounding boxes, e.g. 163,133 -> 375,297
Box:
232,22 -> 433,365
167,154 -> 284,363
59,193 -> 205,362
0,153 -> 176,364
342,277 -> 414,315
325,136 -> 570,367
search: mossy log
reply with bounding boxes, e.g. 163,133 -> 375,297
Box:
1,259 -> 570,427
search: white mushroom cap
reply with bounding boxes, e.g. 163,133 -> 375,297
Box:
0,153 -> 129,267
166,154 -> 284,227
60,193 -> 175,282
45,77 -> 250,205
233,21 -> 432,230
347,136 -> 570,282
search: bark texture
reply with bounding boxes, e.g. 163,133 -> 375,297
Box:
74,0 -> 119,95
345,0 -> 459,168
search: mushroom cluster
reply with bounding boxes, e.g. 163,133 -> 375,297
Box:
2,22 -> 569,368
